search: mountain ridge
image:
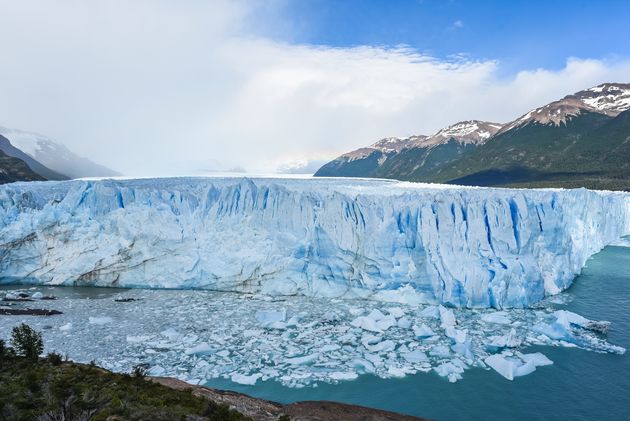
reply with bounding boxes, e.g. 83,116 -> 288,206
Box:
315,82 -> 630,190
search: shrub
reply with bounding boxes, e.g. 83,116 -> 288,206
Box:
0,339 -> 15,365
10,323 -> 43,361
47,351 -> 64,366
132,364 -> 149,378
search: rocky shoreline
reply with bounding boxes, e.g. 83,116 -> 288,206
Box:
150,376 -> 427,420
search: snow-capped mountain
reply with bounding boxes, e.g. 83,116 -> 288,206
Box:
0,126 -> 120,179
425,120 -> 504,146
314,121 -> 502,178
499,83 -> 630,132
0,134 -> 47,184
316,82 -> 630,190
0,134 -> 68,180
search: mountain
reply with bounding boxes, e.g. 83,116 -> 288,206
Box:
0,134 -> 46,184
0,134 -> 68,181
314,121 -> 502,178
315,83 -> 630,190
0,126 -> 120,179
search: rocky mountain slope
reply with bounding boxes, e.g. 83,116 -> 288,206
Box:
316,83 -> 630,190
0,134 -> 68,181
0,134 -> 46,184
0,126 -> 120,179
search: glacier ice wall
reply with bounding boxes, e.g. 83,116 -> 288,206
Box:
1,177 -> 629,308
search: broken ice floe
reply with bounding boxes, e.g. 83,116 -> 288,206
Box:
0,288 -> 624,388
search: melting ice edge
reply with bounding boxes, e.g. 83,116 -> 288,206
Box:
0,177 -> 629,385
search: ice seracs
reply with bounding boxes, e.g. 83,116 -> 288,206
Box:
1,177 -> 629,309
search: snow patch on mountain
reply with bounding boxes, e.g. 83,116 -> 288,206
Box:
0,126 -> 119,179
499,83 -> 630,132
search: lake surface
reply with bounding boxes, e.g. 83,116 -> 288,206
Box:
203,245 -> 630,421
1,245 -> 628,420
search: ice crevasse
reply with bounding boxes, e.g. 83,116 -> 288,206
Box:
0,177 -> 629,309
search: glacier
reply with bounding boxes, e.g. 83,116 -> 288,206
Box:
1,177 -> 629,308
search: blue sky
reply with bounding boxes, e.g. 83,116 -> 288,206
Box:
2,0 -> 630,175
255,0 -> 630,73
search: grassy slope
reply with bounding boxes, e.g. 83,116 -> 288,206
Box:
0,356 -> 246,421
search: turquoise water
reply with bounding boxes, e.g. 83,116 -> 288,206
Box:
204,245 -> 630,420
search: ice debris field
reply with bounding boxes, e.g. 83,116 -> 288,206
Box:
1,177 -> 629,308
0,177 -> 629,386
0,287 -> 624,386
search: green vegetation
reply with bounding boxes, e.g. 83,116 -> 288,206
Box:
316,110 -> 630,191
10,323 -> 43,361
0,325 -> 248,421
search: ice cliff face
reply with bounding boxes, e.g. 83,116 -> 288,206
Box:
1,177 -> 629,308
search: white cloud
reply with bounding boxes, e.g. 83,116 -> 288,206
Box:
0,1 -> 629,175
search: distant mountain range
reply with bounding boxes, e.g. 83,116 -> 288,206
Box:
315,83 -> 630,191
0,126 -> 120,184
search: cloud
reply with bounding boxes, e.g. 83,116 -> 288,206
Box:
451,20 -> 464,29
0,1 -> 629,175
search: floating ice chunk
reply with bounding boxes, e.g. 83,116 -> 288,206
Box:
185,343 -> 214,356
403,349 -> 429,363
439,306 -> 456,328
216,350 -> 231,358
363,353 -> 382,367
160,328 -> 182,340
4,293 -> 18,300
348,307 -> 363,316
532,322 -> 569,341
149,365 -> 165,376
231,373 -> 262,385
330,371 -> 359,381
434,360 -> 465,382
367,309 -> 386,321
285,354 -> 318,365
366,340 -> 395,353
31,292 -> 44,299
126,335 -> 151,344
451,339 -> 474,360
419,306 -> 440,319
481,311 -> 511,325
59,323 -> 72,332
387,367 -> 407,378
89,316 -> 113,325
485,354 -> 519,380
519,352 -> 553,367
320,344 -> 341,352
350,316 -> 382,333
554,310 -> 610,333
514,360 -> 537,377
243,329 -> 263,338
445,326 -> 467,344
485,353 -> 541,380
352,359 -> 375,374
376,315 -> 397,331
413,324 -> 436,339
430,345 -> 451,358
361,334 -> 381,348
487,328 -> 521,350
387,307 -> 405,319
286,316 -> 300,327
256,308 -> 286,323
397,316 -> 412,329
263,321 -> 287,330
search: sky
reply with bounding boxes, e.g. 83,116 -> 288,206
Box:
1,0 -> 630,176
